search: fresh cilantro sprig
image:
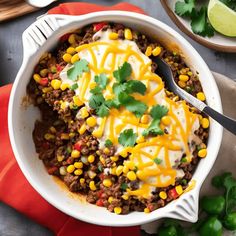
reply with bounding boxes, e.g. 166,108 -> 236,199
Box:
175,0 -> 214,37
142,105 -> 168,136
67,59 -> 89,81
118,129 -> 137,147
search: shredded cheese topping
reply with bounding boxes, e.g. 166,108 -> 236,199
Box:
60,30 -> 200,198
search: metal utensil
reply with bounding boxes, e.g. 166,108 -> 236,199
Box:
154,56 -> 236,135
26,0 -> 56,8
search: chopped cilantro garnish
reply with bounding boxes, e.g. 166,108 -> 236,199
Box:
67,59 -> 89,81
113,62 -> 132,83
105,139 -> 113,147
96,103 -> 109,117
175,0 -> 195,16
118,129 -> 137,147
142,105 -> 168,136
181,157 -> 187,163
154,158 -> 162,165
120,183 -> 128,190
125,80 -> 147,95
89,93 -> 105,110
94,73 -> 109,89
98,165 -> 103,172
70,83 -> 78,90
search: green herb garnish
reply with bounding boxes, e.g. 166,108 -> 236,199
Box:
113,62 -> 132,83
154,158 -> 162,165
118,129 -> 137,147
94,73 -> 109,89
67,59 -> 89,81
70,83 -> 78,90
105,139 -> 113,147
142,105 -> 168,136
120,183 -> 128,190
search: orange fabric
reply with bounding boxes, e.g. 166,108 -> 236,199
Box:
0,2 -> 146,236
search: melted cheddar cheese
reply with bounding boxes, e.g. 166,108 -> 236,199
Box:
60,30 -> 200,198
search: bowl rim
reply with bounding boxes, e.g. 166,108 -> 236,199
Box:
8,10 -> 223,226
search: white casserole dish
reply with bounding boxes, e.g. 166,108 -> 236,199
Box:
8,11 -> 223,226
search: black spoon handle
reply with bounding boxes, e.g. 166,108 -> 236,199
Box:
203,106 -> 236,135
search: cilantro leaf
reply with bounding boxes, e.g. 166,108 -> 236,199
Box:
96,103 -> 109,117
105,139 -> 113,147
90,86 -> 103,94
118,129 -> 137,147
153,158 -> 162,165
112,83 -> 127,96
113,62 -> 132,83
142,105 -> 168,136
89,93 -> 105,110
70,83 -> 78,90
126,80 -> 146,95
118,93 -> 147,117
94,73 -> 109,89
191,7 -> 214,37
120,183 -> 128,190
67,59 -> 89,81
175,0 -> 195,17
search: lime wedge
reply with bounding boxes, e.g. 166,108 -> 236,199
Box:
208,0 -> 236,37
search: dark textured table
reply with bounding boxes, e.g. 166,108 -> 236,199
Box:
0,0 -> 236,235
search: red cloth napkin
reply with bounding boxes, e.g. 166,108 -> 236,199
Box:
0,3 -> 146,236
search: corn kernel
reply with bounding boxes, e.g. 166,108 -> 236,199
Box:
196,92 -> 206,101
161,116 -> 171,126
40,69 -> 49,77
89,81 -> 97,89
103,179 -> 112,187
80,178 -> 85,184
74,169 -> 83,176
80,107 -> 89,118
152,46 -> 161,56
68,34 -> 76,44
173,96 -> 179,102
122,194 -> 129,200
60,83 -> 70,91
89,181 -> 96,191
104,147 -> 110,155
127,171 -> 137,181
119,149 -> 128,158
198,148 -> 207,158
86,117 -> 97,127
99,156 -> 105,165
145,46 -> 152,57
67,165 -> 75,173
125,161 -> 135,170
61,133 -> 69,140
66,47 -> 75,54
62,53 -> 72,63
88,155 -> 95,163
179,74 -> 189,82
51,79 -> 62,90
136,170 -> 147,181
123,166 -> 129,174
71,150 -> 80,158
114,207 -> 122,214
79,124 -> 87,135
124,28 -> 132,40
175,185 -> 183,195
144,208 -> 150,213
109,32 -> 118,40
44,133 -> 55,140
57,155 -> 64,162
69,132 -> 75,138
71,54 -> 79,64
42,87 -> 52,93
110,167 -> 117,175
136,135 -> 145,144
198,114 -> 203,121
92,129 -> 103,138
33,74 -> 41,83
116,165 -> 123,176
74,162 -> 83,169
73,96 -> 83,106
110,156 -> 119,162
201,118 -> 209,129
60,102 -> 68,110
159,191 -> 167,199
59,166 -> 67,175
140,114 -> 149,124
178,80 -> 186,88
108,197 -> 114,203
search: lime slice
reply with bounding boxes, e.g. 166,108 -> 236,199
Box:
208,0 -> 236,37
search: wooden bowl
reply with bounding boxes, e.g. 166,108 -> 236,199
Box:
161,0 -> 236,52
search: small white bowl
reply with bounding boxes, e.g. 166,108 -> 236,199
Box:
8,11 -> 223,226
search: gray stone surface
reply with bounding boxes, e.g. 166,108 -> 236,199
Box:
0,0 -> 235,235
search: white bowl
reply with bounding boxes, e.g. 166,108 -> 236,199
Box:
8,11 -> 223,226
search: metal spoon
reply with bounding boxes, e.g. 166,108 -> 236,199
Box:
153,57 -> 236,135
26,0 -> 56,8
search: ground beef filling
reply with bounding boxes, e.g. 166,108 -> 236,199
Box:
27,23 -> 209,214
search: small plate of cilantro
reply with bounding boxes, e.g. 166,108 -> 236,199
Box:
160,0 -> 236,52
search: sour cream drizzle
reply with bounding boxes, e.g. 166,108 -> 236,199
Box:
60,30 -> 200,198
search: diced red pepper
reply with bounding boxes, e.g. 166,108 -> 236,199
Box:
59,33 -> 71,42
168,188 -> 179,199
39,78 -> 48,86
48,73 -> 53,80
56,64 -> 63,72
47,166 -> 58,175
74,142 -> 82,151
147,203 -> 154,212
93,22 -> 107,32
99,173 -> 105,181
66,157 -> 73,165
97,190 -> 103,198
96,199 -> 104,207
